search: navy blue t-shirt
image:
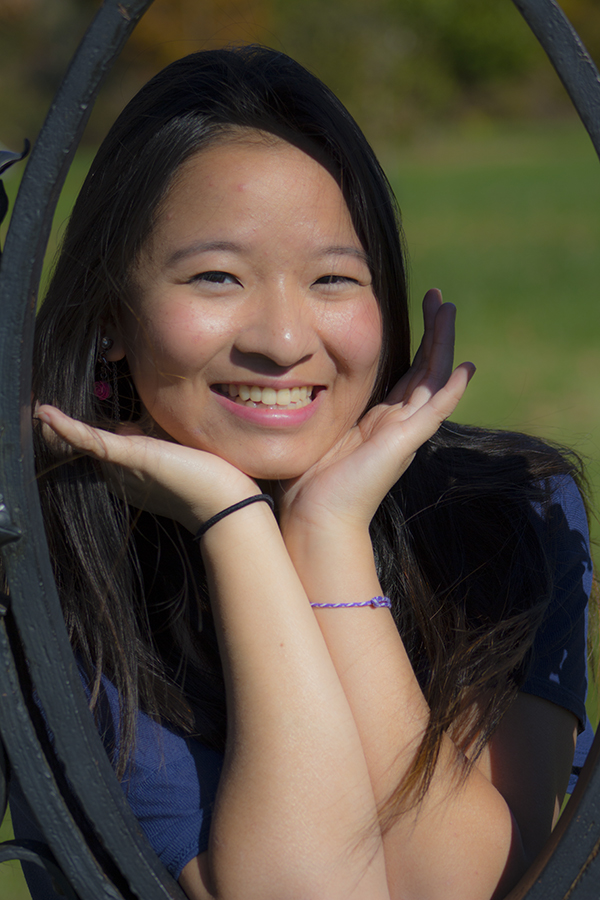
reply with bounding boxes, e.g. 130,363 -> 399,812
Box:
10,475 -> 594,894
522,475 -> 592,728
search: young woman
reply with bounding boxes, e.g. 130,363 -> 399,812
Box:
12,45 -> 593,900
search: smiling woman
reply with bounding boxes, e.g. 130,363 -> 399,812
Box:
7,43 -> 593,900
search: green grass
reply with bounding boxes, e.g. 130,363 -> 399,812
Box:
1,121 -> 599,896
0,148 -> 96,300
0,808 -> 29,900
389,121 -> 600,548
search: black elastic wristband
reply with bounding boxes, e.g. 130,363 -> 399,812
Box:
194,494 -> 275,541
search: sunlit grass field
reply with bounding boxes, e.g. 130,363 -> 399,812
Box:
392,122 -> 600,513
1,120 -> 599,898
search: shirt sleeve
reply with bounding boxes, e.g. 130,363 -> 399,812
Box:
521,474 -> 593,731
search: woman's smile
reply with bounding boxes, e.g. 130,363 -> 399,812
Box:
213,383 -> 315,409
108,133 -> 383,481
210,381 -> 323,428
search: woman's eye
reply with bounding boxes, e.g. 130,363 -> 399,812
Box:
190,271 -> 239,285
313,274 -> 359,286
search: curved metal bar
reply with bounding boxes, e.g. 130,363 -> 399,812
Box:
0,1 -> 184,897
0,840 -> 83,900
512,0 -> 600,161
506,730 -> 600,899
503,9 -> 600,897
0,618 -> 124,898
0,141 -> 30,257
0,734 -> 7,825
0,140 -> 30,177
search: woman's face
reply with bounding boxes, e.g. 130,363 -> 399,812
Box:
111,135 -> 383,482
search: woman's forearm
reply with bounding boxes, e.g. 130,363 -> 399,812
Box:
198,502 -> 390,900
284,521 -> 527,900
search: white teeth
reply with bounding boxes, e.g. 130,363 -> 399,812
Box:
262,387 -> 277,405
219,384 -> 314,408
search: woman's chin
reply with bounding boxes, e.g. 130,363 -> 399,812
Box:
145,417 -> 316,485
240,462 -> 308,486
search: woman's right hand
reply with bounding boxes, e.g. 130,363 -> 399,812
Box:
36,405 -> 259,534
278,289 -> 473,540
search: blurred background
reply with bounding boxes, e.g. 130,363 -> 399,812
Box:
1,2 -> 600,896
1,0 -> 600,150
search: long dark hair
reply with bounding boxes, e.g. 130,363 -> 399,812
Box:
33,46 -> 586,815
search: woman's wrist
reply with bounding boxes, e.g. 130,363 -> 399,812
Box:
182,473 -> 263,535
283,518 -> 382,609
280,500 -> 373,544
194,493 -> 275,541
197,488 -> 279,558
282,512 -> 374,563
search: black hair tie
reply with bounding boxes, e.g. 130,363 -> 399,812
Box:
194,494 -> 275,541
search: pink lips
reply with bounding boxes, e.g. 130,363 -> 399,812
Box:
212,386 -> 322,426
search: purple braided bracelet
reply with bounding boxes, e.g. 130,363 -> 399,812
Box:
310,596 -> 391,609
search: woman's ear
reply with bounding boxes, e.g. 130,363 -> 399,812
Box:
101,322 -> 127,361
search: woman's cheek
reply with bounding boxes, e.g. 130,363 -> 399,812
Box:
139,305 -> 227,373
336,300 -> 382,375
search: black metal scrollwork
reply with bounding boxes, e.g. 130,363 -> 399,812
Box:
0,841 -> 79,900
512,0 -> 600,162
0,493 -> 21,547
0,140 -> 30,257
0,3 -> 186,897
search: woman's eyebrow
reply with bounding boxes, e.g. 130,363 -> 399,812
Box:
318,246 -> 371,266
165,242 -> 371,268
166,240 -> 243,267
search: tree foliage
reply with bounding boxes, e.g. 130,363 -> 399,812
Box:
271,0 -> 600,143
1,0 -> 599,148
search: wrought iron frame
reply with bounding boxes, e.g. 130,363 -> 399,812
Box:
0,1 -> 598,897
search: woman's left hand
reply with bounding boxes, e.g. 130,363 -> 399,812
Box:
279,289 -> 474,533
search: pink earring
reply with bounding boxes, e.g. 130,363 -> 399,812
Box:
94,336 -> 114,400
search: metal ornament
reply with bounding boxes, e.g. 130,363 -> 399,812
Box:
0,140 -> 30,259
0,2 -> 185,898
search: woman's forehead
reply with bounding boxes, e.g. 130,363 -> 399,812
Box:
143,136 -> 360,262
169,127 -> 338,194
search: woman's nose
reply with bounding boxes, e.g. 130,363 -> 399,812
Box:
233,283 -> 319,370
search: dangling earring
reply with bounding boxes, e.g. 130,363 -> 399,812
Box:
94,336 -> 113,400
94,336 -> 119,423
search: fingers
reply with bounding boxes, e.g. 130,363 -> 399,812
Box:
386,289 -> 456,408
36,405 -> 133,465
407,288 -> 444,376
427,297 -> 455,388
386,360 -> 475,459
35,405 -> 259,532
420,288 -> 444,364
433,360 -> 475,414
322,361 -> 475,523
